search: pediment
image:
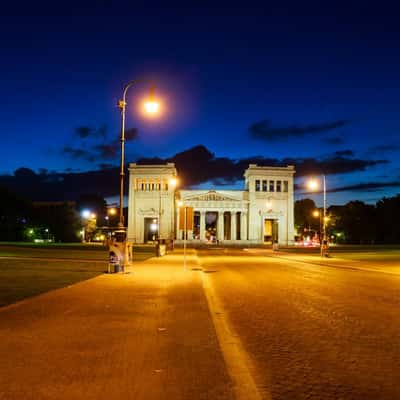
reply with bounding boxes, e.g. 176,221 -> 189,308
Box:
183,190 -> 241,202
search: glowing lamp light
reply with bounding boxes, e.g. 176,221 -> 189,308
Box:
108,208 -> 117,216
143,86 -> 160,115
307,179 -> 319,191
144,100 -> 160,114
91,213 -> 97,219
150,223 -> 158,232
81,209 -> 91,218
169,177 -> 178,187
177,200 -> 183,207
313,210 -> 320,217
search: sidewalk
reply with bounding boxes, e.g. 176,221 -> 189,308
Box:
0,251 -> 234,400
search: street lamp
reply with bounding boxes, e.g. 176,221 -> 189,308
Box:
117,81 -> 160,229
307,175 -> 328,257
312,209 -> 322,244
81,209 -> 91,219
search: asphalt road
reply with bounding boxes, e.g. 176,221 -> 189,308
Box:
1,247 -> 400,399
197,248 -> 400,400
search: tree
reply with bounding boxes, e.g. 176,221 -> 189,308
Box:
0,186 -> 32,241
333,201 -> 376,244
31,202 -> 81,242
294,198 -> 319,236
376,195 -> 400,243
76,194 -> 107,225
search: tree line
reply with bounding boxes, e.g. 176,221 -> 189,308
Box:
0,186 -> 110,242
295,194 -> 400,244
1,183 -> 399,244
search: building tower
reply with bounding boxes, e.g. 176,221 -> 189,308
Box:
244,164 -> 295,244
127,163 -> 177,243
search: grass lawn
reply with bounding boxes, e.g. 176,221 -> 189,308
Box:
0,242 -> 108,260
0,243 -> 155,307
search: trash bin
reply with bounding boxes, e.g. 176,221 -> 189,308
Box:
108,240 -> 126,273
109,251 -> 122,273
114,263 -> 123,273
156,240 -> 167,257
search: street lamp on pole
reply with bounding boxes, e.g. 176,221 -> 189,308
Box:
312,209 -> 322,243
307,175 -> 329,257
117,81 -> 160,229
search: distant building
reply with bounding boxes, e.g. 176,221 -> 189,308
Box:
127,163 -> 295,245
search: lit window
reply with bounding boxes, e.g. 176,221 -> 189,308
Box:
276,180 -> 281,192
262,180 -> 267,191
283,181 -> 288,192
269,180 -> 274,192
255,180 -> 260,191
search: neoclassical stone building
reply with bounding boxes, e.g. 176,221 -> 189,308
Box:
127,163 -> 295,245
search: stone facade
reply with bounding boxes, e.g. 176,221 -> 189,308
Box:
127,163 -> 295,245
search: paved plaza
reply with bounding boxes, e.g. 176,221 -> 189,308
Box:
1,247 -> 400,399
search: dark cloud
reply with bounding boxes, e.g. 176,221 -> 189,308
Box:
63,124 -> 137,163
288,155 -> 388,177
94,144 -> 119,160
61,146 -> 96,162
368,144 -> 400,154
249,119 -> 350,141
98,163 -> 116,170
326,181 -> 400,193
137,144 -> 387,187
125,128 -> 138,141
2,145 -> 389,201
75,126 -> 94,138
0,167 -> 120,201
75,125 -> 108,139
334,150 -> 354,157
323,136 -> 345,145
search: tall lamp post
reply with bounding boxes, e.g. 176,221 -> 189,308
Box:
307,175 -> 328,257
117,81 -> 160,229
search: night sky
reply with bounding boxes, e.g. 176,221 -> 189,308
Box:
1,2 -> 399,206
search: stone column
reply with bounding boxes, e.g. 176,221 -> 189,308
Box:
241,212 -> 247,241
200,211 -> 206,240
230,211 -> 237,240
217,211 -> 224,241
176,208 -> 180,240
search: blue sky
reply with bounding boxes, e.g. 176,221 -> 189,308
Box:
0,2 -> 399,204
